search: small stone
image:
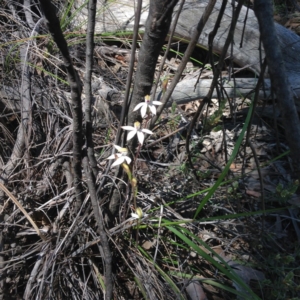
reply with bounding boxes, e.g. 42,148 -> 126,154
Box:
190,251 -> 197,258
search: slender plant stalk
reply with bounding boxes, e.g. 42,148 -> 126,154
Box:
82,157 -> 113,299
83,0 -> 113,298
129,0 -> 179,129
0,182 -> 46,241
151,0 -> 217,127
85,0 -> 98,178
103,0 -> 143,220
39,0 -> 84,212
185,0 -> 244,177
254,0 -> 300,182
151,0 -> 186,102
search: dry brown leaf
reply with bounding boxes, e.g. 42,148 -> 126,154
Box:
185,281 -> 208,300
210,245 -> 224,255
142,239 -> 155,250
35,61 -> 43,76
230,162 -> 236,170
246,189 -> 261,198
229,261 -> 265,297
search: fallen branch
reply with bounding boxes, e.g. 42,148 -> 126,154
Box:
74,0 -> 300,99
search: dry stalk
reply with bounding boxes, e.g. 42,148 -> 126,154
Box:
0,182 -> 47,241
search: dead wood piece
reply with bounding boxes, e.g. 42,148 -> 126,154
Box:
94,45 -> 136,64
74,0 -> 300,99
157,77 -> 272,106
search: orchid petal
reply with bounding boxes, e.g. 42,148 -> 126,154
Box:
113,145 -> 128,153
152,101 -> 162,106
141,128 -> 153,135
111,157 -> 125,167
133,102 -> 144,111
148,104 -> 157,115
107,153 -> 122,160
122,126 -> 135,131
137,131 -> 145,144
127,130 -> 137,141
124,156 -> 132,164
107,154 -> 117,160
141,104 -> 147,118
131,213 -> 140,219
113,145 -> 122,151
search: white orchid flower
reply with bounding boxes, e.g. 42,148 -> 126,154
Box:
107,144 -> 131,167
131,207 -> 148,219
133,95 -> 162,118
122,121 -> 153,145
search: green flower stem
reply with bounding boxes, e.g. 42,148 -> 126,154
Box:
121,163 -> 132,181
131,177 -> 138,210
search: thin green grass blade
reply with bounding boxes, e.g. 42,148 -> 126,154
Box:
60,0 -> 89,31
27,62 -> 68,85
134,276 -> 149,300
201,279 -> 249,296
165,47 -> 204,66
162,148 -> 290,204
194,99 -> 254,218
168,271 -> 250,298
143,206 -> 292,230
167,226 -> 260,300
138,246 -> 186,300
60,0 -> 76,30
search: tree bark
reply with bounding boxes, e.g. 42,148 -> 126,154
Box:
127,0 -> 179,128
40,0 -> 84,211
254,0 -> 300,181
83,1 -> 113,299
151,0 -> 217,126
85,0 -> 99,178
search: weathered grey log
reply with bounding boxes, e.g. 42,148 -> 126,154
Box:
2,0 -> 300,114
74,0 -> 300,99
1,77 -> 269,113
160,77 -> 272,106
